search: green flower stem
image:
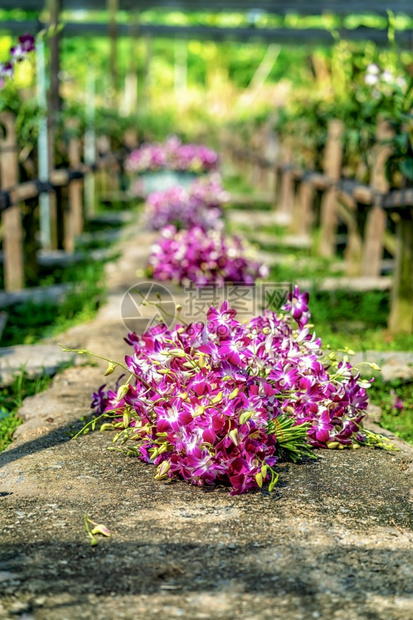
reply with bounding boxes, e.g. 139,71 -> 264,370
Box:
58,344 -> 154,392
83,513 -> 98,546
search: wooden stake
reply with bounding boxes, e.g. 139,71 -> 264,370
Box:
338,199 -> 363,276
361,119 -> 393,277
389,212 -> 413,334
0,113 -> 24,291
278,141 -> 293,220
319,119 -> 344,258
293,179 -> 314,236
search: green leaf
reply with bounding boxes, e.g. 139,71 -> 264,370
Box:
400,159 -> 413,180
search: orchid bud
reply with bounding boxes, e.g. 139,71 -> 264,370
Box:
91,524 -> 111,537
262,327 -> 270,335
255,472 -> 263,488
116,384 -> 129,401
169,348 -> 187,358
229,429 -> 238,446
229,388 -> 239,400
239,411 -> 252,425
104,362 -> 117,376
198,353 -> 206,368
123,410 -> 131,428
154,460 -> 171,480
193,405 -> 206,417
351,442 -> 361,449
157,368 -> 170,375
100,423 -> 114,432
369,363 -> 381,372
211,392 -> 223,405
175,304 -> 182,312
261,465 -> 268,479
326,441 -> 339,449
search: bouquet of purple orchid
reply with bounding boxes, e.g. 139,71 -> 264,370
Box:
126,136 -> 219,174
144,175 -> 227,231
0,34 -> 35,87
147,225 -> 268,285
87,287 -> 378,495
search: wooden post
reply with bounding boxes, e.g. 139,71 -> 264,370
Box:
0,113 -> 24,291
68,122 -> 83,238
339,198 -> 363,277
361,120 -> 393,277
319,119 -> 344,258
261,128 -> 275,194
389,210 -> 413,334
292,178 -> 315,236
278,141 -> 294,220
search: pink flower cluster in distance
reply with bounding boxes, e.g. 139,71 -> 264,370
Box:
126,136 -> 219,173
144,175 -> 228,231
147,225 -> 269,285
0,34 -> 35,87
92,288 -> 370,494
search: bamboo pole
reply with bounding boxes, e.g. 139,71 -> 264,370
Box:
36,35 -> 56,250
84,70 -> 96,215
68,121 -> 83,238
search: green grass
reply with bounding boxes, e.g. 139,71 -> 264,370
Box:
269,258 -> 343,282
0,202 -> 133,346
0,372 -> 53,453
302,289 -> 413,351
369,378 -> 413,445
222,173 -> 255,196
1,260 -> 107,347
307,290 -> 413,352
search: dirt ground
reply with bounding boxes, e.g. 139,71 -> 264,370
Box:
1,222 -> 412,620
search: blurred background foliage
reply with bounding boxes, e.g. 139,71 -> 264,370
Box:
0,7 -> 412,181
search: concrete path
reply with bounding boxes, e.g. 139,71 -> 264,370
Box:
1,215 -> 413,620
